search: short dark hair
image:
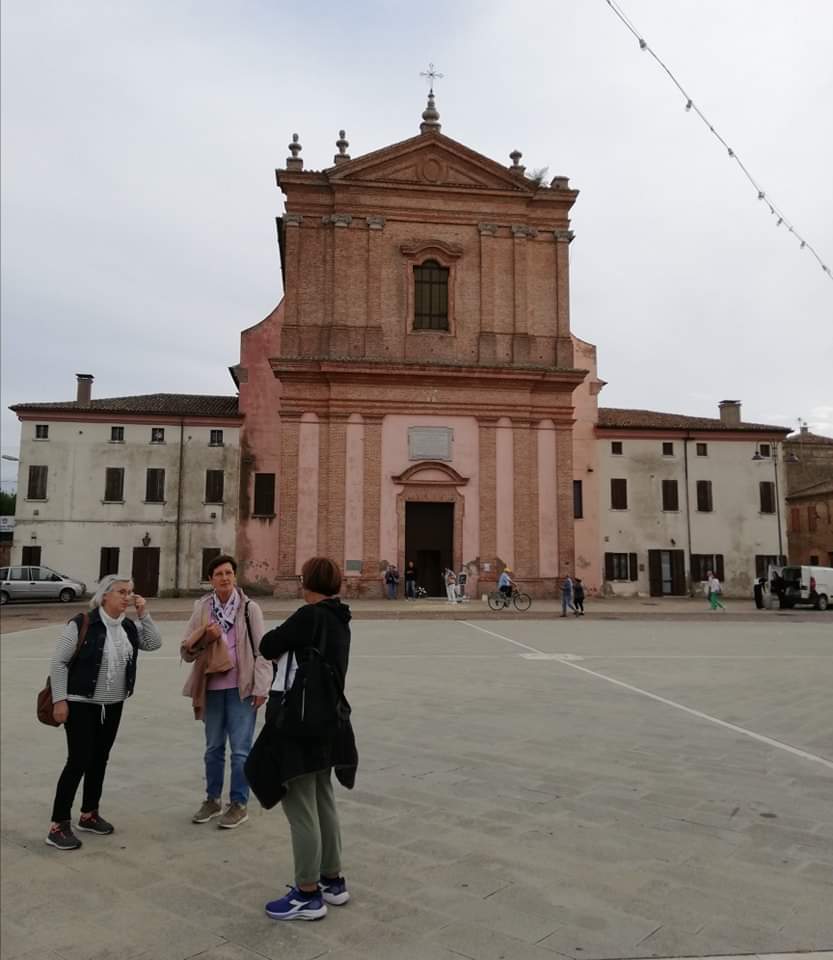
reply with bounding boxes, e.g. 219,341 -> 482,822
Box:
207,554 -> 237,577
301,556 -> 342,595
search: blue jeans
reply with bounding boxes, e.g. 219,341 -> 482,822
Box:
561,593 -> 574,614
203,688 -> 257,805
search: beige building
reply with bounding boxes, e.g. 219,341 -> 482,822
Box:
595,402 -> 790,597
10,376 -> 241,596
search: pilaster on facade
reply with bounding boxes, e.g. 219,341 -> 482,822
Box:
477,417 -> 498,581
513,418 -> 539,579
277,413 -> 301,580
555,425 -> 575,577
361,415 -> 384,577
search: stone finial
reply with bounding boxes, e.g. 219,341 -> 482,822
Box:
509,150 -> 525,176
420,92 -> 441,134
286,133 -> 303,170
334,129 -> 351,165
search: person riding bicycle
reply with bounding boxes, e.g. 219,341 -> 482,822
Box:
498,567 -> 514,604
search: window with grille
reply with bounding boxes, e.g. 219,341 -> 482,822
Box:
661,479 -> 679,511
759,481 -> 775,514
35,424 -> 49,440
611,441 -> 623,455
758,443 -> 771,458
253,473 -> 276,516
99,547 -> 120,579
104,468 -> 125,502
201,548 -> 222,581
662,441 -> 674,456
209,429 -> 224,446
696,480 -> 713,512
111,426 -> 124,443
696,442 -> 708,457
27,465 -> 48,500
610,478 -> 628,510
205,470 -> 224,504
413,260 -> 449,331
151,427 -> 165,444
573,480 -> 583,519
145,468 -> 165,502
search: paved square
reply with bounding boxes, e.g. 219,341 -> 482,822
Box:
2,615 -> 832,960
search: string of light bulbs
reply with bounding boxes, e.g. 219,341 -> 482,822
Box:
604,0 -> 831,282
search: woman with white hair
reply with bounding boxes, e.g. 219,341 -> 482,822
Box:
45,575 -> 162,850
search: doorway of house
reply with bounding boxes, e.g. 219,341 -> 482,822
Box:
405,502 -> 453,597
648,549 -> 686,596
132,547 -> 160,598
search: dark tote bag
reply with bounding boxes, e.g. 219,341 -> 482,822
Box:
37,613 -> 89,726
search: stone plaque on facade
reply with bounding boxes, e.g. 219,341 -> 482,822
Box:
408,426 -> 453,461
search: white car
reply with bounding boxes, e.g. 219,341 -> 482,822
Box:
779,565 -> 832,611
0,565 -> 86,605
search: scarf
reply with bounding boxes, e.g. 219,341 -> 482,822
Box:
99,608 -> 134,691
211,589 -> 240,634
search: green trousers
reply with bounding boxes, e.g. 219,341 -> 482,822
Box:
281,768 -> 342,886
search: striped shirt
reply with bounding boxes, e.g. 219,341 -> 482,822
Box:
50,614 -> 162,704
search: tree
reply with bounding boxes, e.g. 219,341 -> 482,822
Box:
0,491 -> 16,515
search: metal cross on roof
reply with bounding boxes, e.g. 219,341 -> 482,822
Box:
420,62 -> 444,94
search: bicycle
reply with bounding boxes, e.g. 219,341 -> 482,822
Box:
487,585 -> 532,612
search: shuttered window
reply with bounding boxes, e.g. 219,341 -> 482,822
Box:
35,424 -> 49,439
610,478 -> 628,510
759,481 -> 775,514
253,473 -> 276,516
696,480 -> 713,512
661,479 -> 679,511
691,554 -> 724,582
201,548 -> 221,581
413,260 -> 449,331
99,547 -> 120,579
145,468 -> 165,503
104,468 -> 125,502
790,507 -> 801,532
755,554 -> 780,579
696,442 -> 708,456
27,465 -> 48,500
604,552 -> 638,581
662,441 -> 674,456
205,470 -> 224,504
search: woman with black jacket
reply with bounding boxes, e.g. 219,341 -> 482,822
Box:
258,556 -> 358,922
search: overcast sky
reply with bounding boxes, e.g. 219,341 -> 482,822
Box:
2,0 -> 832,489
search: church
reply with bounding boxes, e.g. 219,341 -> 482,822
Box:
233,91 -> 596,598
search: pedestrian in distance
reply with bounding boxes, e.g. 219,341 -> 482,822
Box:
705,570 -> 725,611
258,556 -> 357,922
181,554 -> 272,829
497,567 -> 513,606
404,561 -> 417,600
560,574 -> 575,617
573,578 -> 585,616
444,568 -> 458,603
384,564 -> 399,600
45,575 -> 162,851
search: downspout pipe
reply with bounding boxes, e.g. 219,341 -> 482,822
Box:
174,418 -> 184,596
684,431 -> 694,595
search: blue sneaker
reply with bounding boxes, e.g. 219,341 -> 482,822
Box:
319,875 -> 350,905
265,886 -> 327,921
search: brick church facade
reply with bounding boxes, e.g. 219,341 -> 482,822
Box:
234,94 -> 589,597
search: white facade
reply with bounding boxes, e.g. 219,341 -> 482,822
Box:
598,430 -> 788,597
12,412 -> 240,595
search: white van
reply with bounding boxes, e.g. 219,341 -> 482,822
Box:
779,565 -> 833,611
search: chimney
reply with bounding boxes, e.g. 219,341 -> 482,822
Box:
76,373 -> 94,406
718,400 -> 741,426
800,424 -> 809,435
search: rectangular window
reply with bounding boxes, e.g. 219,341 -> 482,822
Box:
573,480 -> 583,519
755,554 -> 781,579
604,552 -> 636,581
661,479 -> 679,511
610,478 -> 628,510
151,427 -> 165,444
21,546 -> 41,566
201,547 -> 222,581
611,441 -> 623,456
111,426 -> 124,443
759,481 -> 775,514
696,442 -> 708,457
807,505 -> 818,531
810,554 -> 819,565
790,507 -> 801,532
104,467 -> 125,502
35,424 -> 49,440
692,554 -> 724,582
696,480 -> 713,512
413,260 -> 449,331
99,547 -> 120,580
253,473 -> 276,516
209,429 -> 224,446
145,468 -> 165,503
758,443 -> 771,458
27,465 -> 48,500
662,441 -> 674,456
205,470 -> 224,504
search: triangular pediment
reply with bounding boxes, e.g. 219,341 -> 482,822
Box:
327,133 -> 534,193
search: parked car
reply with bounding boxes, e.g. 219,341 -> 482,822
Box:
778,565 -> 833,611
0,566 -> 86,605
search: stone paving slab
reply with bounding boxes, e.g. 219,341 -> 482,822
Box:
1,618 -> 832,960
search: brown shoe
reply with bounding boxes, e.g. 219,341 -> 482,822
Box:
218,802 -> 249,829
192,798 -> 222,824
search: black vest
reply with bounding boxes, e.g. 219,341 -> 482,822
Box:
66,610 -> 140,699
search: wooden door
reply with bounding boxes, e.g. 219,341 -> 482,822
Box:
648,550 -> 663,597
670,550 -> 687,595
132,547 -> 160,598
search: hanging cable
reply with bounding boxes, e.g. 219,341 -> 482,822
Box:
604,0 -> 832,282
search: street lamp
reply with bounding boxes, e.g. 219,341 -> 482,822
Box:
1,455 -> 20,462
752,443 -> 798,562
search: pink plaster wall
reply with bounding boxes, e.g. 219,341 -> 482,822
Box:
344,414 -> 364,576
571,335 -> 603,593
237,300 -> 283,589
537,420 -> 558,576
495,417 -> 514,566
379,414 -> 480,568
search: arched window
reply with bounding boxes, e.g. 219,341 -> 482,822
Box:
413,259 -> 449,331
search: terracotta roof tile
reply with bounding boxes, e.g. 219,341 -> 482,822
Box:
785,431 -> 833,445
10,393 -> 239,418
598,407 -> 789,433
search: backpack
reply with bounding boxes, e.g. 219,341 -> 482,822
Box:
277,607 -> 349,738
